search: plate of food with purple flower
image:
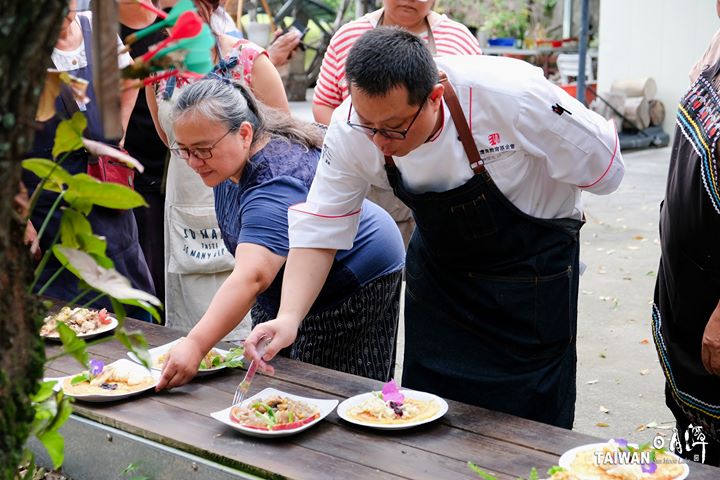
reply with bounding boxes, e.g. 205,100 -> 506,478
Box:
336,379 -> 448,430
558,438 -> 689,479
57,358 -> 159,402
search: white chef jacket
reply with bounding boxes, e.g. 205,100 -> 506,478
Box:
289,55 -> 624,250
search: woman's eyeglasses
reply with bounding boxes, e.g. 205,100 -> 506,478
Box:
170,129 -> 232,161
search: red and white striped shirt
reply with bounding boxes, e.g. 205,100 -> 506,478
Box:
313,10 -> 482,109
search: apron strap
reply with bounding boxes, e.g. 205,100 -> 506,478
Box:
439,72 -> 485,174
384,73 -> 485,174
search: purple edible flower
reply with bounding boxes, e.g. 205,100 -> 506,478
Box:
641,462 -> 658,474
613,438 -> 629,448
89,359 -> 105,376
381,378 -> 404,404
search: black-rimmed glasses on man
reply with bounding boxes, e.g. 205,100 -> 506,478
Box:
346,97 -> 426,140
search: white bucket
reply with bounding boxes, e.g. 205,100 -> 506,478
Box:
245,22 -> 271,48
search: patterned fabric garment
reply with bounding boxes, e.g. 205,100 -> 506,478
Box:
251,270 -> 402,382
676,76 -> 720,213
652,49 -> 720,448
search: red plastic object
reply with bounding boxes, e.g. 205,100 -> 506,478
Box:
141,10 -> 203,62
559,82 -> 597,105
537,37 -> 578,48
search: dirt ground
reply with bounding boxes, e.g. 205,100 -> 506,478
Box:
574,145 -> 674,444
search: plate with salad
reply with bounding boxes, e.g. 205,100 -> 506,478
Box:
127,338 -> 244,376
210,387 -> 338,438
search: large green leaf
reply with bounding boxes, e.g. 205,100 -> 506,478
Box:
53,247 -> 161,306
111,298 -> 127,324
22,158 -> 72,192
118,298 -> 163,323
53,112 -> 86,158
57,322 -> 89,367
59,209 -> 114,268
59,208 -> 92,249
30,381 -> 58,403
115,327 -> 151,370
65,173 -> 148,209
37,430 -> 64,469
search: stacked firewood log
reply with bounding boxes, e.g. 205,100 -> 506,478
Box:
591,77 -> 665,131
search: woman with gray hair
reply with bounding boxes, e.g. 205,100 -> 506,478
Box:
155,78 -> 405,389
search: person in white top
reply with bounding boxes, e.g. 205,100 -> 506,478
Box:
243,27 -> 624,428
312,0 -> 482,247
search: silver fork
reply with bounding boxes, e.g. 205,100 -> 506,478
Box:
232,337 -> 269,407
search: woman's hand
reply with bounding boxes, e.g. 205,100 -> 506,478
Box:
156,337 -> 205,391
702,301 -> 720,376
243,316 -> 301,375
267,29 -> 302,67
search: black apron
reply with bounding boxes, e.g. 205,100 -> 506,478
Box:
387,76 -> 583,428
24,15 -> 154,316
653,54 -> 720,441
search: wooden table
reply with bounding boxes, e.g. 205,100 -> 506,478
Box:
41,319 -> 719,479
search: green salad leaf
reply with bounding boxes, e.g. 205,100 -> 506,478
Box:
199,346 -> 244,370
70,372 -> 90,385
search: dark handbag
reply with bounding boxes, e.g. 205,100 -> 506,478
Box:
87,151 -> 135,190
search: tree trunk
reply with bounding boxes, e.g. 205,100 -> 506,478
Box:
0,1 -> 67,477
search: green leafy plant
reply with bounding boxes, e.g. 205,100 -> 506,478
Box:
480,0 -> 530,40
17,110 -> 162,476
121,462 -> 151,480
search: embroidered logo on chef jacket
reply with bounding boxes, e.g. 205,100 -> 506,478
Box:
478,136 -> 517,163
320,142 -> 335,166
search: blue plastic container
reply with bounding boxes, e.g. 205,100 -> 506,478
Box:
488,37 -> 516,47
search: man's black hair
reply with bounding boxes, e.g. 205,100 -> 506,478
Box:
345,26 -> 438,106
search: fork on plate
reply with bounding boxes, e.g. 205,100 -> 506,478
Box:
231,337 -> 269,407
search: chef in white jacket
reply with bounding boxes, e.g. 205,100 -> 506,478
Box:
245,27 -> 624,428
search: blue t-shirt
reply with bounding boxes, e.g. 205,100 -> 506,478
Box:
214,138 -> 404,315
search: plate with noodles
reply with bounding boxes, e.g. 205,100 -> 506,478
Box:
336,386 -> 448,430
558,440 -> 689,480
40,306 -> 118,340
127,338 -> 244,376
210,387 -> 338,438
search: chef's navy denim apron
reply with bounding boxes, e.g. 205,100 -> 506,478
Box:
24,15 -> 154,317
386,75 -> 582,428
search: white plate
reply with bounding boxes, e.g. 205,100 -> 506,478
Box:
127,339 -> 239,376
558,442 -> 690,480
336,389 -> 448,430
210,387 -> 338,438
54,359 -> 160,402
42,315 -> 118,341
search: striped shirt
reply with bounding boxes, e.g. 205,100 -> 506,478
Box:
313,10 -> 482,109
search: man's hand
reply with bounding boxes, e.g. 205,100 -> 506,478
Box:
156,337 -> 205,391
702,300 -> 720,375
266,29 -> 302,68
243,316 -> 301,375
